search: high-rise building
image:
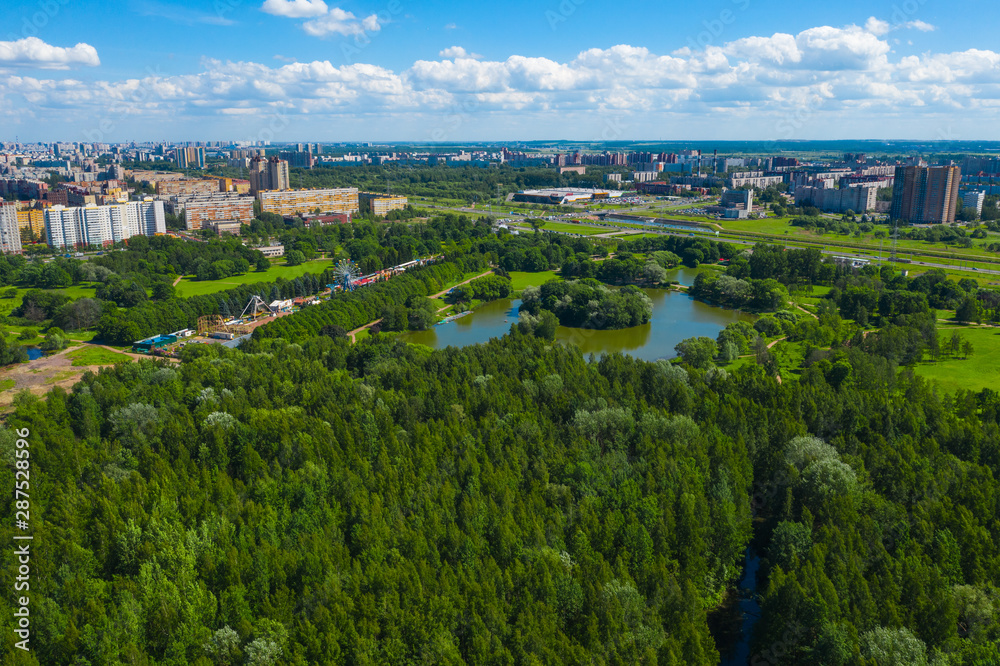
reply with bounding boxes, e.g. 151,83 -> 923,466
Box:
0,203 -> 23,254
962,190 -> 986,216
175,146 -> 206,169
44,200 -> 165,249
890,165 -> 961,223
249,156 -> 290,194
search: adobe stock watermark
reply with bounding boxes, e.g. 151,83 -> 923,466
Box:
83,66 -> 168,144
239,109 -> 291,146
545,0 -> 585,31
342,0 -> 403,64
6,0 -> 71,42
430,97 -> 480,142
687,0 -> 752,51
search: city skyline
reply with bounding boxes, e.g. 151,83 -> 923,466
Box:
2,0 -> 998,142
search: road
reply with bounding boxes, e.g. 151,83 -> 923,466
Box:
419,199 -> 1000,278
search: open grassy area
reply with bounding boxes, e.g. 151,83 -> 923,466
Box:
0,378 -> 15,391
174,259 -> 335,297
913,325 -> 1000,393
66,346 -> 133,367
508,270 -> 560,292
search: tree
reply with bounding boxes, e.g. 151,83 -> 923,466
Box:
961,339 -> 974,359
674,337 -> 717,369
151,281 -> 176,301
956,296 -> 980,323
256,257 -> 271,272
285,250 -> 305,267
407,299 -> 436,330
642,261 -> 667,285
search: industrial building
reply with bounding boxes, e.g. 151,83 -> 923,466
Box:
512,188 -> 623,205
132,334 -> 177,353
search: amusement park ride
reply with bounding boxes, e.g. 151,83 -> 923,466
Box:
329,259 -> 363,292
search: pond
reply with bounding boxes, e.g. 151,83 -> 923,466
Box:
25,347 -> 44,361
399,268 -> 752,361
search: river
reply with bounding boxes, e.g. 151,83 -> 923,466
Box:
399,267 -> 753,361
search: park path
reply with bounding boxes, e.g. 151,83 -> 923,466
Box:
767,336 -> 787,349
172,275 -> 184,287
348,319 -> 382,344
795,303 -> 819,320
429,270 -> 495,300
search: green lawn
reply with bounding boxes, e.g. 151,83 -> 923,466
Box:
174,259 -> 335,297
913,326 -> 1000,393
508,271 -> 560,291
0,378 -> 15,391
530,221 -> 609,236
66,346 -> 133,367
54,283 -> 103,300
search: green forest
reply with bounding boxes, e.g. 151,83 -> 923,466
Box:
2,215 -> 1000,664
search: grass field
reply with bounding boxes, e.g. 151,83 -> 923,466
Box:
508,271 -> 560,291
66,346 -> 132,367
174,259 -> 335,297
0,378 -> 14,391
913,325 -> 1000,393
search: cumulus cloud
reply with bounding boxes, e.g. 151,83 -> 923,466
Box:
9,18 -> 1000,139
260,0 -> 328,18
905,20 -> 936,32
0,38 -> 100,69
302,7 -> 383,36
864,17 -> 890,36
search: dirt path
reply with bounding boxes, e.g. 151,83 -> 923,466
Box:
172,275 -> 184,287
0,345 -> 143,412
795,303 -> 819,320
429,270 -> 495,300
348,319 -> 382,343
767,336 -> 787,349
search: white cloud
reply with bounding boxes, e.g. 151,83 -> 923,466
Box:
302,7 -> 383,37
260,0 -> 329,18
0,38 -> 99,69
905,20 -> 936,32
444,23 -> 458,30
11,18 -> 1000,140
865,17 -> 890,36
438,46 -> 484,60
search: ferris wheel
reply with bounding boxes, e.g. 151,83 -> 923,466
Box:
331,259 -> 362,292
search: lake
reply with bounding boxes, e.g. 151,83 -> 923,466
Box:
399,268 -> 753,361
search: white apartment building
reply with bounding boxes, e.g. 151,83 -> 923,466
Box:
962,190 -> 986,216
45,200 -> 166,249
0,204 -> 22,254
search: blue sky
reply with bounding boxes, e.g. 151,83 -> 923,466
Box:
0,0 -> 995,142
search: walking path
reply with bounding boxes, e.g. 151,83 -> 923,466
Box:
172,275 -> 184,287
348,319 -> 382,343
429,270 -> 495,300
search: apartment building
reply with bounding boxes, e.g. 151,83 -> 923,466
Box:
795,185 -> 877,214
0,204 -> 22,254
156,178 -> 220,197
358,192 -> 408,216
249,156 -> 290,194
175,146 -> 206,169
890,165 -> 962,223
258,188 -> 359,217
44,200 -> 166,249
171,194 -> 254,230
